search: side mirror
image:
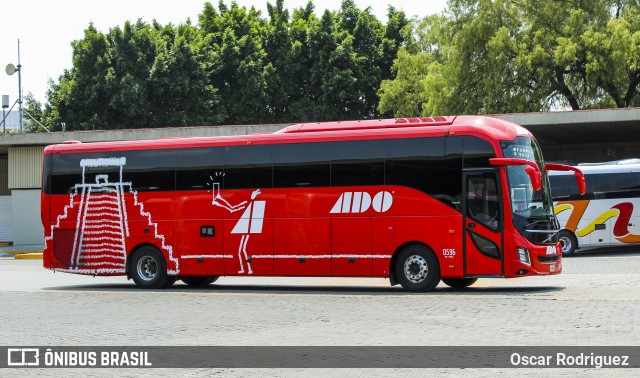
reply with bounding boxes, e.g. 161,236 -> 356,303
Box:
545,163 -> 586,195
489,158 -> 542,191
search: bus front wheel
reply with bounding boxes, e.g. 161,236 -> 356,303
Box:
181,276 -> 219,286
131,246 -> 175,289
395,245 -> 440,292
442,278 -> 478,289
559,231 -> 578,256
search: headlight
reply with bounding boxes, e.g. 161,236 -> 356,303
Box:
517,247 -> 531,266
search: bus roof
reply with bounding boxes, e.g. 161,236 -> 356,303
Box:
276,116 -> 456,133
549,162 -> 640,175
44,115 -> 533,155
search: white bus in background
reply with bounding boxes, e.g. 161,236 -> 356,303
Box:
549,159 -> 640,256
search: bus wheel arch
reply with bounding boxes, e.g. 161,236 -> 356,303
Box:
390,242 -> 441,292
559,230 -> 578,256
181,276 -> 219,286
442,277 -> 478,289
128,244 -> 176,289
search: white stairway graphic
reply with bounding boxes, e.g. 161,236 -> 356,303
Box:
73,181 -> 128,270
70,159 -> 129,271
46,157 -> 179,275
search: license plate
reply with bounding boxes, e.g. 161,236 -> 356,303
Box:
550,264 -> 555,272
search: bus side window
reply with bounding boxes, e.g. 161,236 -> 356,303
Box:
177,147 -> 224,191
330,140 -> 385,187
467,175 -> 500,230
224,145 -> 273,189
273,143 -> 330,188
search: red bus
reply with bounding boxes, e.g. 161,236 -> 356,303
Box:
41,116 -> 584,291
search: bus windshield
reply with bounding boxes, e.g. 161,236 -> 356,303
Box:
501,137 -> 558,244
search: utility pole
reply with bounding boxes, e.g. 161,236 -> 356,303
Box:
17,39 -> 23,132
1,95 -> 8,132
5,39 -> 23,132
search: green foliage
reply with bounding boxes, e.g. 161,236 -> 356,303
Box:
42,0 -> 407,131
379,0 -> 640,116
22,93 -> 47,132
45,20 -> 224,131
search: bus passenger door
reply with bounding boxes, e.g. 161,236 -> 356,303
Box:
463,170 -> 503,276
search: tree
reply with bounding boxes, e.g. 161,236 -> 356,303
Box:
264,0 -> 294,122
378,49 -> 433,117
46,23 -> 111,131
519,0 -> 640,109
42,0 -> 411,131
307,9 -> 359,121
199,1 -> 273,124
148,23 -> 225,126
379,0 -> 640,116
46,20 -> 225,130
22,93 -> 48,132
104,20 -> 158,129
287,2 -> 318,121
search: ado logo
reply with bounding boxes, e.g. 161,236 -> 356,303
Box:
330,191 -> 393,214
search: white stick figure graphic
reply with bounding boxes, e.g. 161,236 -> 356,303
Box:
210,182 -> 247,212
231,189 -> 264,274
209,177 -> 265,275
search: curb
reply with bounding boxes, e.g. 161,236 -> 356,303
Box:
4,250 -> 43,255
14,253 -> 44,260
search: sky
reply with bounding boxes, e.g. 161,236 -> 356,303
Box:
0,0 -> 447,105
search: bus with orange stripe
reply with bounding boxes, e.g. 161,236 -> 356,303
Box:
549,160 -> 640,255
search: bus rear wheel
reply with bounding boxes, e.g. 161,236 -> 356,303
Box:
131,246 -> 175,289
181,276 -> 219,286
395,245 -> 440,292
442,278 -> 478,289
559,231 -> 578,256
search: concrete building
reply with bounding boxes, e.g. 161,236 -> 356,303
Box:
1,108 -> 639,246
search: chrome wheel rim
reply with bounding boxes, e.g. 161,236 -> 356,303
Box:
559,236 -> 572,254
137,256 -> 158,281
404,255 -> 428,283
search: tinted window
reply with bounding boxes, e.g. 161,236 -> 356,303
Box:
274,143 -> 330,188
443,136 -> 464,209
50,150 -> 176,194
224,145 -> 273,189
122,150 -> 175,191
466,172 -> 501,231
176,148 -> 223,191
464,136 -> 495,168
549,174 -> 582,200
331,140 -> 385,186
42,154 -> 53,194
50,154 -> 81,194
385,137 -> 446,196
593,172 -> 640,199
552,172 -> 640,200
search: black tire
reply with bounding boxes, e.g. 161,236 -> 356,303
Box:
181,276 -> 219,286
442,278 -> 478,289
394,244 -> 440,292
130,246 -> 175,289
559,230 -> 578,256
